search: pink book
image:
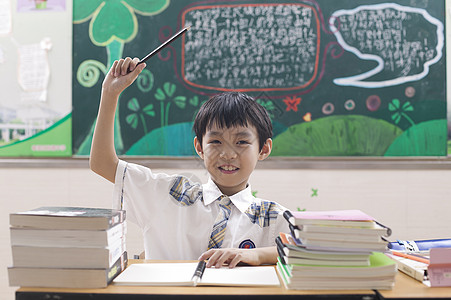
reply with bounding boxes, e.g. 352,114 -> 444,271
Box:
291,210 -> 374,221
284,210 -> 376,228
428,248 -> 451,287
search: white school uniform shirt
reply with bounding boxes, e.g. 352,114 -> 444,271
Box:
113,160 -> 289,260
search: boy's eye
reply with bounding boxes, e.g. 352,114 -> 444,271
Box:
209,140 -> 221,144
237,140 -> 250,145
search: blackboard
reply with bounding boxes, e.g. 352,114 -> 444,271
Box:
72,0 -> 446,157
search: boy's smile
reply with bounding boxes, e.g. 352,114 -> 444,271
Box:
219,165 -> 238,173
194,124 -> 272,196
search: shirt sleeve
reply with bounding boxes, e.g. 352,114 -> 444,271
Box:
113,159 -> 177,230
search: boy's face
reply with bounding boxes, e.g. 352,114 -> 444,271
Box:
194,123 -> 272,196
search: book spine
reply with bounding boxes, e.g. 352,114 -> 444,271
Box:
397,261 -> 425,282
107,222 -> 127,244
374,221 -> 392,237
275,237 -> 288,265
275,236 -> 289,256
109,238 -> 127,267
106,251 -> 128,284
289,223 -> 300,239
109,210 -> 126,228
283,210 -> 295,226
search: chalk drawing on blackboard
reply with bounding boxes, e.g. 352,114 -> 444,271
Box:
271,115 -> 404,156
388,98 -> 414,126
73,0 -> 170,155
76,60 -> 107,88
322,102 -> 334,115
366,95 -> 381,112
405,86 -> 415,98
125,97 -> 155,134
180,3 -> 321,92
71,0 -> 446,157
283,96 -> 302,112
329,3 -> 444,88
344,99 -> 355,111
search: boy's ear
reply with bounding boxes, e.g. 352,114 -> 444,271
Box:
258,138 -> 272,161
193,136 -> 204,159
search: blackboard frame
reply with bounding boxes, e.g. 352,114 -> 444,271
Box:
2,156 -> 451,170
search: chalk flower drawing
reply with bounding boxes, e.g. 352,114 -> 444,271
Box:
283,96 -> 302,112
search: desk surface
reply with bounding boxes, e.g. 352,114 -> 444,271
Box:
16,260 -> 451,300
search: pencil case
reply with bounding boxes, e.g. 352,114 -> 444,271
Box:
388,239 -> 451,252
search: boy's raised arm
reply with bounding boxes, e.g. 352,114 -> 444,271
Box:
89,57 -> 146,183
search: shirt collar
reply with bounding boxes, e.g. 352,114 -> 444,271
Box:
202,177 -> 256,213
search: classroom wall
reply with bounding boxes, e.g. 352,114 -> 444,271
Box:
1,166 -> 451,299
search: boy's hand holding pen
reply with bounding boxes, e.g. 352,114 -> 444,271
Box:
102,26 -> 190,97
102,57 -> 146,97
191,260 -> 207,286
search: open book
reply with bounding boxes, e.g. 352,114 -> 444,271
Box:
113,262 -> 280,287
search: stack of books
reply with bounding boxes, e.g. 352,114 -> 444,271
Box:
8,206 -> 128,288
276,209 -> 397,290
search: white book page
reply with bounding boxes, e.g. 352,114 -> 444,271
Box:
113,263 -> 197,286
201,265 -> 280,286
113,263 -> 280,287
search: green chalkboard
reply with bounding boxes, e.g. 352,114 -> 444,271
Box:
72,0 -> 446,157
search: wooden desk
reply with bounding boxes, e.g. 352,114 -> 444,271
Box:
15,260 -> 451,300
380,271 -> 451,299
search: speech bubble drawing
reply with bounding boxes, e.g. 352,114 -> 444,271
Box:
329,3 -> 444,88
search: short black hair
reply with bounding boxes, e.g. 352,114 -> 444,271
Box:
193,92 -> 272,151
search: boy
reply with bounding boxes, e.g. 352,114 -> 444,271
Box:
90,57 -> 289,268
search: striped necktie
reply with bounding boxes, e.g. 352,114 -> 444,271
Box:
207,196 -> 232,249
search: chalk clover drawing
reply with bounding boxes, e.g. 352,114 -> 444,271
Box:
283,96 -> 302,112
74,0 -> 169,46
388,99 -> 414,126
73,0 -> 169,154
154,82 -> 187,127
256,99 -> 276,120
126,97 -> 155,134
329,3 -> 444,88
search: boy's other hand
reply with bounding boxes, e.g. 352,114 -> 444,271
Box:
198,248 -> 260,269
102,57 -> 146,97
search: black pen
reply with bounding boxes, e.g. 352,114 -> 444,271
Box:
136,26 -> 190,67
191,260 -> 206,286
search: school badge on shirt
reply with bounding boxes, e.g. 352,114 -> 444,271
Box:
239,239 -> 256,249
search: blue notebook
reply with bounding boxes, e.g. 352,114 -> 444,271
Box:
388,239 -> 451,252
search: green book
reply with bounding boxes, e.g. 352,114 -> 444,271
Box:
282,252 -> 397,278
276,253 -> 397,290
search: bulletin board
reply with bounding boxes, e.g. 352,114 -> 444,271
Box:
0,0 -> 72,157
71,0 -> 446,157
